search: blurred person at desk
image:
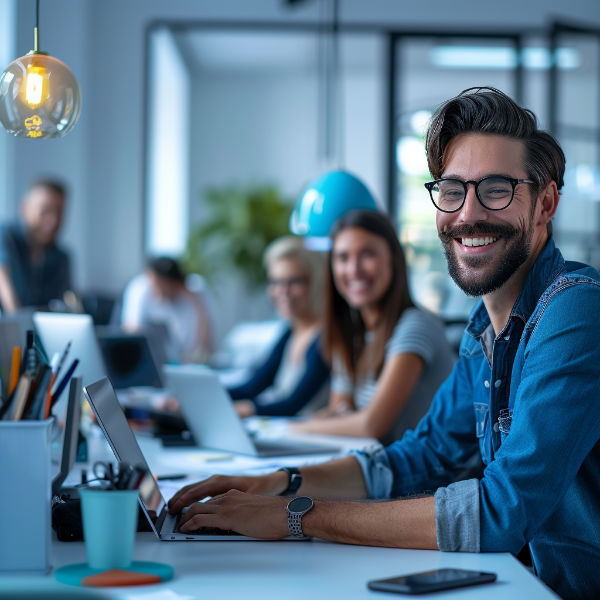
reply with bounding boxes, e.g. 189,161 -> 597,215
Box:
292,209 -> 455,444
121,257 -> 214,364
168,88 -> 600,600
229,236 -> 330,418
0,178 -> 72,313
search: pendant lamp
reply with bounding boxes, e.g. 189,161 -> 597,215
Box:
290,170 -> 377,237
289,0 -> 377,238
0,0 -> 81,138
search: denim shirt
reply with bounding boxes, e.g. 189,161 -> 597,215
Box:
354,238 -> 600,600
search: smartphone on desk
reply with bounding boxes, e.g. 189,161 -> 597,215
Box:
367,568 -> 497,594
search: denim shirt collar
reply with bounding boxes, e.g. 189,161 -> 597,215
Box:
465,237 -> 565,341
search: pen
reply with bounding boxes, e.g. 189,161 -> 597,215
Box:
156,473 -> 188,481
50,358 -> 79,407
54,340 -> 72,381
42,353 -> 60,420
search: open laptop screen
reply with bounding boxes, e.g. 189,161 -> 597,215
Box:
98,333 -> 163,389
83,378 -> 166,527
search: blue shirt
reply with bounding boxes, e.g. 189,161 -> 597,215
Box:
0,222 -> 71,309
354,238 -> 600,600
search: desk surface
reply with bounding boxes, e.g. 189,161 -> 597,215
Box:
0,535 -> 558,599
1,423 -> 558,599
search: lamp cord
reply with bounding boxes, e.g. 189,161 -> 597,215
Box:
34,0 -> 40,52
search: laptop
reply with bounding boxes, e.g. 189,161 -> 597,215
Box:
33,313 -> 106,387
83,377 -> 251,541
163,364 -> 341,457
97,332 -> 163,389
52,377 -> 82,496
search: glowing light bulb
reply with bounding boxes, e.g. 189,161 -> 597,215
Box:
23,64 -> 49,108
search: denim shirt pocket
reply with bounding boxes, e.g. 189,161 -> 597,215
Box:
473,402 -> 490,464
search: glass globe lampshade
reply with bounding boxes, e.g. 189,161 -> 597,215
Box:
0,52 -> 81,139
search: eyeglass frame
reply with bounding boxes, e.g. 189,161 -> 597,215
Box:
267,276 -> 309,290
424,176 -> 535,213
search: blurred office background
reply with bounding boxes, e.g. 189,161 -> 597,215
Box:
0,0 -> 599,349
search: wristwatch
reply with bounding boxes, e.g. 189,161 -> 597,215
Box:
286,496 -> 314,538
278,467 -> 302,496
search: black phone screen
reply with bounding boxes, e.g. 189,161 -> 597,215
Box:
367,568 -> 497,594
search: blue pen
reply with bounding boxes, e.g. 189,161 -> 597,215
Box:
50,358 -> 79,407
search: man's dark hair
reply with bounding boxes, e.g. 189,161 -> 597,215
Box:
425,87 -> 566,195
27,177 -> 68,198
147,257 -> 186,283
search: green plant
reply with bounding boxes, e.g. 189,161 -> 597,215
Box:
183,183 -> 293,289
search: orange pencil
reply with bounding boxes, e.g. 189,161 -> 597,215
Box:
8,346 -> 21,396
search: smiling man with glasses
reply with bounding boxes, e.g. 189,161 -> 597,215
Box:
167,87 -> 600,600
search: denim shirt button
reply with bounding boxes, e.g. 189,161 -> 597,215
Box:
494,379 -> 502,388
484,380 -> 490,388
493,422 -> 500,432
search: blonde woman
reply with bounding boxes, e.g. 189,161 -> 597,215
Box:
229,236 -> 329,417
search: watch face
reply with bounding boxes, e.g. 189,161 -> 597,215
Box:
288,496 -> 313,514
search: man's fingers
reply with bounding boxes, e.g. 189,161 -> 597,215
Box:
178,490 -> 242,527
179,512 -> 227,533
168,476 -> 233,512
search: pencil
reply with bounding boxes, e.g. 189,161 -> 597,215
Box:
8,347 -> 21,396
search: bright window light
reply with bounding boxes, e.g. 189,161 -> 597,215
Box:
410,110 -> 432,136
396,136 -> 429,175
430,46 -> 580,70
146,29 -> 189,257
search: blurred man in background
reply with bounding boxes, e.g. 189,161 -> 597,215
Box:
0,179 -> 71,313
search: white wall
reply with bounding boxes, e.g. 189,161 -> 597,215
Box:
2,0 -> 599,299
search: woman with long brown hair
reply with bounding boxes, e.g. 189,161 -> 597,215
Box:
292,209 -> 455,443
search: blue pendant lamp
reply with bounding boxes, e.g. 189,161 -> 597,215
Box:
0,0 -> 81,138
289,0 -> 378,240
290,170 -> 378,237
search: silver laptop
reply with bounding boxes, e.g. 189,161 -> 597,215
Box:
33,312 -> 106,387
83,377 -> 252,541
163,364 -> 341,457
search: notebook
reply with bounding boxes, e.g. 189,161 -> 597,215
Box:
163,364 -> 341,457
83,377 -> 251,541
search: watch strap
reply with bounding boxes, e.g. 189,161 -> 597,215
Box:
278,467 -> 302,496
287,512 -> 305,537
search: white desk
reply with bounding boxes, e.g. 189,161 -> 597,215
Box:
0,535 -> 558,599
1,426 -> 559,599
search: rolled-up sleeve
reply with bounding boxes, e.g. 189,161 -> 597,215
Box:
435,479 -> 480,552
351,445 -> 394,499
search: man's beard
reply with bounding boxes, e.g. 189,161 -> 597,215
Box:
438,222 -> 533,296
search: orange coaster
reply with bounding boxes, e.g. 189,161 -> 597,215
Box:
82,569 -> 162,587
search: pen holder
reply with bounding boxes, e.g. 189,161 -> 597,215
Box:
0,418 -> 53,573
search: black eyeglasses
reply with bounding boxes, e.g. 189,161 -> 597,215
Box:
424,176 -> 535,213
